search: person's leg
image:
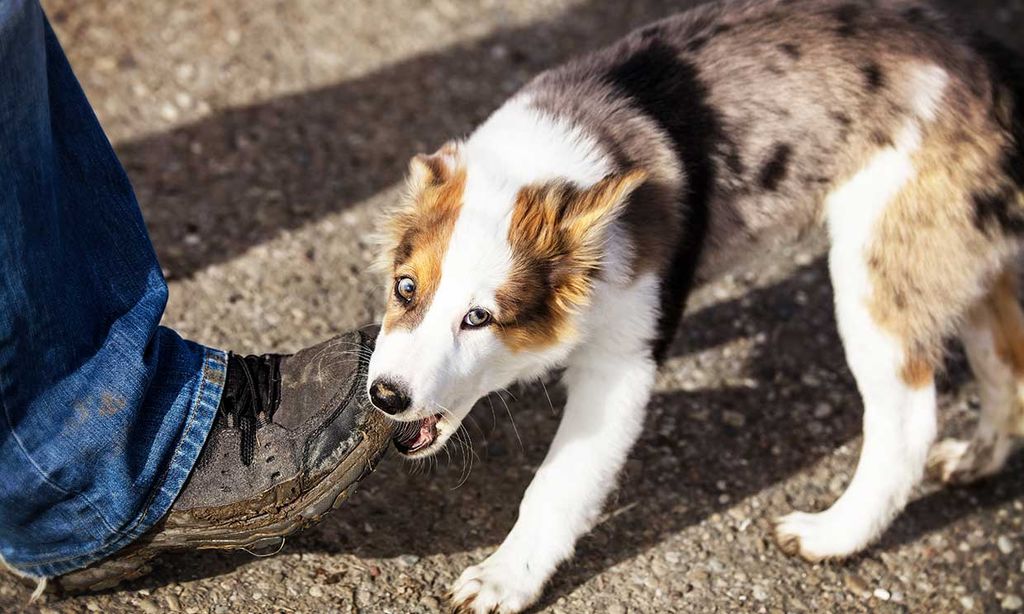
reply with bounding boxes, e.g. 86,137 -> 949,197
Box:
0,1 -> 393,590
0,0 -> 227,579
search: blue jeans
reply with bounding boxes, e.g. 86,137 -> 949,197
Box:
0,1 -> 226,578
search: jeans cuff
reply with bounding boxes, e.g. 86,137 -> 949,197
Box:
12,347 -> 227,579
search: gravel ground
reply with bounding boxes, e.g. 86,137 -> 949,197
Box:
5,1 -> 1024,612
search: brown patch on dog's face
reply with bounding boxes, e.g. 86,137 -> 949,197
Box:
496,170 -> 646,351
382,148 -> 466,332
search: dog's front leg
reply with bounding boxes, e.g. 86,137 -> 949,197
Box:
450,345 -> 656,613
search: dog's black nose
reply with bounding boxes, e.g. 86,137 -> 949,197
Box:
369,378 -> 411,415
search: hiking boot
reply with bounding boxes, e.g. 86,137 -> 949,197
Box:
51,326 -> 392,592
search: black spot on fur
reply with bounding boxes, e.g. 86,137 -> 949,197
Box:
833,4 -> 862,37
830,112 -> 853,141
969,33 -> 1024,233
758,144 -> 792,191
726,150 -> 745,176
972,189 -> 1024,234
605,41 -> 720,360
393,233 -> 416,266
870,130 -> 894,147
686,36 -> 708,53
902,6 -> 927,24
712,24 -> 732,35
779,43 -> 802,60
861,62 -> 885,91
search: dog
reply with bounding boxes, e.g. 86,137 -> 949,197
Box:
365,0 -> 1024,611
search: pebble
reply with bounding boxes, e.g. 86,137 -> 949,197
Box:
960,596 -> 976,610
420,595 -> 441,610
160,102 -> 179,121
873,588 -> 891,601
722,410 -> 746,427
813,402 -> 833,418
165,594 -> 181,611
607,605 -> 627,614
138,599 -> 161,614
1003,595 -> 1024,611
399,554 -> 421,567
998,536 -> 1014,555
844,573 -> 871,598
752,586 -> 769,601
308,585 -> 324,598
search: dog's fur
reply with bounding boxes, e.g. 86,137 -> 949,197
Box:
367,1 -> 1024,611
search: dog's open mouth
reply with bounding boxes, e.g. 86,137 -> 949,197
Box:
393,413 -> 441,454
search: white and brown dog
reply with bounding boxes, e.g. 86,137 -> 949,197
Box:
366,0 -> 1024,611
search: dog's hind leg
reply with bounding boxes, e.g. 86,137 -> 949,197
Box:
775,117 -> 951,562
929,269 -> 1024,484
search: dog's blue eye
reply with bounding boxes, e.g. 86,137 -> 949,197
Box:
462,307 -> 492,329
395,277 -> 416,303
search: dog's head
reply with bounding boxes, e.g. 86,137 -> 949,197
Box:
367,142 -> 645,457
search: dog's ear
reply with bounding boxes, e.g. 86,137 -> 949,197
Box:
559,169 -> 647,244
510,169 -> 647,252
407,141 -> 463,193
506,169 -> 648,322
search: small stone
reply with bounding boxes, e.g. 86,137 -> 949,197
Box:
607,606 -> 627,614
844,573 -> 871,598
308,585 -> 324,598
960,596 -> 976,610
86,602 -> 102,612
998,536 -> 1014,555
420,595 -> 441,609
1003,595 -> 1023,611
176,63 -> 196,81
160,102 -> 179,121
722,410 -> 746,428
752,586 -> 769,601
873,588 -> 891,601
138,599 -> 160,614
165,594 -> 181,611
813,402 -> 833,418
399,554 -> 421,566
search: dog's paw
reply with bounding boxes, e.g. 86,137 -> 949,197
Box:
449,556 -> 542,614
926,438 -> 975,484
773,511 -> 857,562
927,437 -> 1009,486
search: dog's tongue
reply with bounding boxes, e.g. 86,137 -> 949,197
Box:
393,415 -> 439,452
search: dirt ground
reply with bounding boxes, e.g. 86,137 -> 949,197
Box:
4,0 -> 1024,612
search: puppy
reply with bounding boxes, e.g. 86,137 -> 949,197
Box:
367,1 -> 1024,611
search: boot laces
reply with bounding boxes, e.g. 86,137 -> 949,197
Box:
220,353 -> 283,465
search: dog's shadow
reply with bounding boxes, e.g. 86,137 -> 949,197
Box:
123,256 -> 1024,605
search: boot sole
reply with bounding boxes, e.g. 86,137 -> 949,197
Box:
52,410 -> 393,594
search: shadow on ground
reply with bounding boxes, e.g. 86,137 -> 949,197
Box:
115,255 -> 1024,606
